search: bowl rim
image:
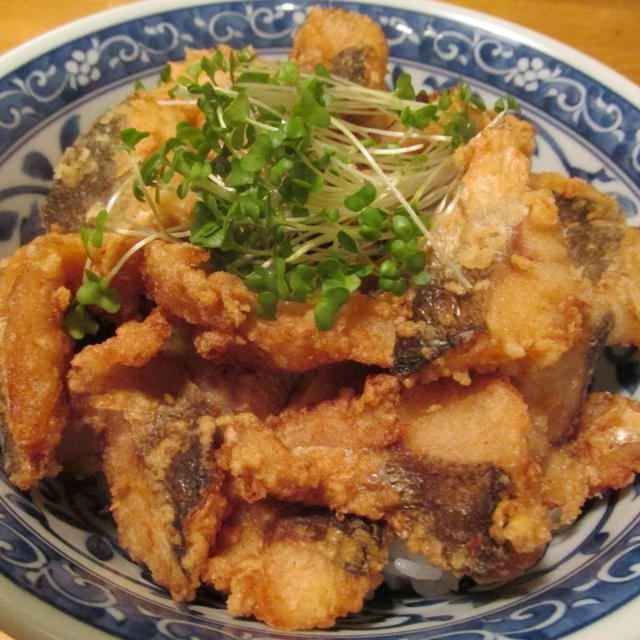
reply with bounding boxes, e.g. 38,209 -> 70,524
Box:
1,0 -> 639,105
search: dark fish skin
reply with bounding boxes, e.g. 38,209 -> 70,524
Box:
329,47 -> 370,86
393,188 -> 626,378
264,505 -> 391,577
382,454 -> 543,583
383,455 -> 508,535
40,111 -> 126,232
555,193 -> 625,282
134,407 -> 223,561
392,281 -> 486,376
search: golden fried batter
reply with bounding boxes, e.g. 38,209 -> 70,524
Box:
0,233 -> 85,488
205,500 -> 390,630
433,115 -> 537,270
103,407 -> 224,601
533,171 -> 640,347
140,237 -> 410,371
245,292 -> 410,372
142,241 -> 254,334
215,373 -> 551,582
542,392 -> 640,526
290,6 -> 388,89
41,47 -> 240,232
68,307 -> 173,395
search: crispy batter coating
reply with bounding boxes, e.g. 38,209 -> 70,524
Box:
542,392 -> 640,526
103,408 -> 224,601
533,171 -> 640,347
242,291 -> 410,371
0,233 -> 85,489
142,240 -> 254,333
41,47 -> 239,232
403,147 -> 588,384
205,500 -> 390,630
66,302 -> 294,600
140,236 -> 410,371
290,6 -> 388,89
68,307 -> 173,395
215,373 -> 549,582
433,115 -> 537,270
272,373 -> 401,449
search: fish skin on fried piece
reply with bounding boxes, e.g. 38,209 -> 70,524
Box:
289,6 -> 389,90
205,500 -> 391,630
68,305 -> 295,601
214,373 -> 549,584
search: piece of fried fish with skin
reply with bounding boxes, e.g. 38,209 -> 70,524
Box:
289,6 -> 388,90
69,309 -> 294,601
0,230 -> 155,489
541,392 -> 640,527
140,237 -> 412,371
399,141 -> 640,385
396,115 -> 588,378
205,499 -> 391,630
533,171 -> 640,347
215,373 -> 549,583
40,47 -> 242,233
103,403 -> 225,601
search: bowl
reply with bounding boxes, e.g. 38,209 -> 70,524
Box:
1,1 -> 640,638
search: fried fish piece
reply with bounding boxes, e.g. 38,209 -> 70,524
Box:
241,291 -> 410,371
205,500 -> 390,630
0,230 -> 157,489
103,402 -> 225,601
404,160 -> 588,384
215,373 -> 549,583
0,233 -> 85,489
542,392 -> 640,527
77,356 -> 293,601
432,115 -> 537,271
68,303 -> 294,601
68,306 -> 173,396
290,6 -> 388,89
534,171 -> 640,347
513,310 -> 613,458
141,240 -> 254,337
139,236 -> 411,371
394,115 -> 580,377
40,47 -> 239,233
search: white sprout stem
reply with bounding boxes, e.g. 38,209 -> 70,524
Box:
155,99 -> 198,106
104,175 -> 134,215
330,116 -> 471,288
111,221 -> 189,236
103,233 -> 164,285
368,143 -> 425,156
216,104 -> 228,130
125,150 -> 174,242
208,173 -> 236,194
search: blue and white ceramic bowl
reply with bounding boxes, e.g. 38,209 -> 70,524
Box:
1,1 -> 640,638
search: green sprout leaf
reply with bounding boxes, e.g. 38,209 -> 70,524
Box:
71,49 -> 471,335
344,184 -> 377,211
64,302 -> 100,340
76,270 -> 121,314
394,72 -> 416,100
120,128 -> 150,148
